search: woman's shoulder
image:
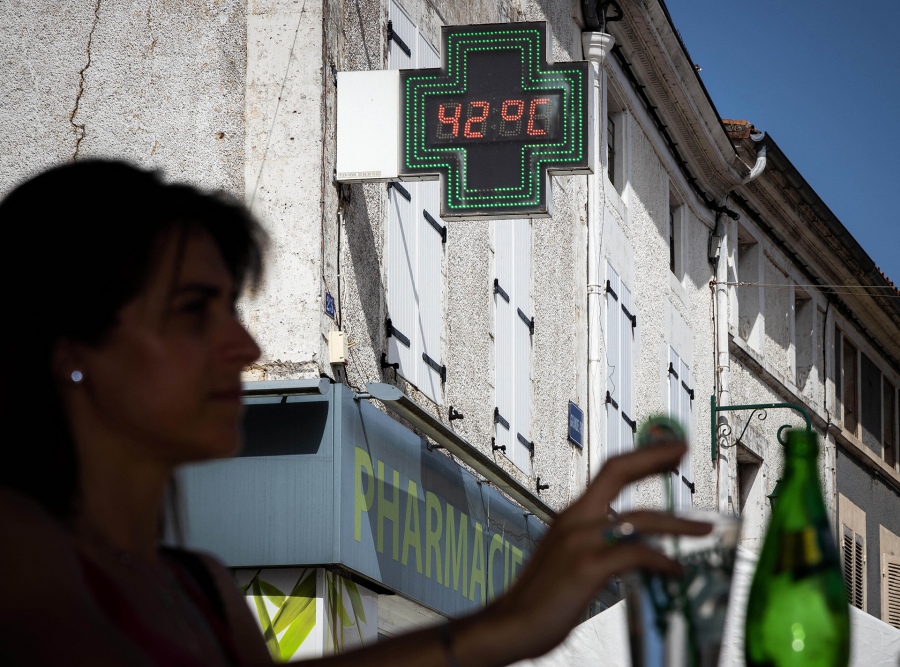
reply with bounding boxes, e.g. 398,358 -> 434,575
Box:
0,486 -> 77,569
0,486 -> 153,664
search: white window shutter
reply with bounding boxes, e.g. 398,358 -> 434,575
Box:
606,265 -> 624,511
386,184 -> 419,381
414,37 -> 443,403
418,32 -> 439,68
668,347 -> 682,509
512,221 -> 533,472
606,266 -> 620,417
494,221 -> 516,459
417,174 -> 443,402
388,1 -> 415,70
493,221 -> 532,474
386,4 -> 444,402
679,359 -> 693,509
619,282 -> 634,509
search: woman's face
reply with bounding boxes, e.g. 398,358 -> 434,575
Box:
71,228 -> 261,466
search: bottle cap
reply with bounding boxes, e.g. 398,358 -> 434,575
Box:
636,415 -> 686,448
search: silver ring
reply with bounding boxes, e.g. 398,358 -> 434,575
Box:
603,521 -> 638,546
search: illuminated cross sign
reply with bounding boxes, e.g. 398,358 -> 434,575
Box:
400,22 -> 591,219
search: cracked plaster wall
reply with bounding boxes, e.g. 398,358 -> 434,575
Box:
0,0 -> 246,197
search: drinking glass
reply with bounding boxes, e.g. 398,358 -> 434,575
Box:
624,509 -> 742,667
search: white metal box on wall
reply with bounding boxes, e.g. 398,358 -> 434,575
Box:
336,70 -> 400,182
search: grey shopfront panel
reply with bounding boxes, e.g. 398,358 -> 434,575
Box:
178,382 -> 545,618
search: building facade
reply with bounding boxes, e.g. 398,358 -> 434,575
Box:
2,0 -> 898,661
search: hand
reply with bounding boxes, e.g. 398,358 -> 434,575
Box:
477,440 -> 712,662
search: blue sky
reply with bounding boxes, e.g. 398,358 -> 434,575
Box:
664,0 -> 900,286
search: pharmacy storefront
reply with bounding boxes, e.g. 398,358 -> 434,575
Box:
178,381 -> 547,662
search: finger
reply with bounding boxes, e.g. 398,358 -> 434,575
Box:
614,510 -> 713,539
583,442 -> 686,512
589,542 -> 684,580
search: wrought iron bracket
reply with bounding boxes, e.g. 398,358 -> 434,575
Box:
709,394 -> 811,461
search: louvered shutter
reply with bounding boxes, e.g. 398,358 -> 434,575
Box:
386,3 -> 444,403
885,554 -> 900,629
842,526 -> 865,610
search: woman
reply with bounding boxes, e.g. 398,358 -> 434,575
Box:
0,160 -> 708,665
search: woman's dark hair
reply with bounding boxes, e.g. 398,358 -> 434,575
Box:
0,159 -> 266,519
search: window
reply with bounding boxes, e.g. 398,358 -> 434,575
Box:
882,526 -> 900,629
836,331 -> 860,437
607,115 -> 616,189
668,194 -> 684,281
667,347 -> 694,510
605,96 -> 626,195
794,288 -> 814,393
835,328 -> 898,467
494,220 -> 533,474
606,263 -> 635,512
385,2 -> 445,403
839,494 -> 866,612
885,380 -> 897,469
736,223 -> 761,349
885,554 -> 900,629
843,526 -> 865,610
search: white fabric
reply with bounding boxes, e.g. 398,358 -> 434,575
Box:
510,545 -> 900,666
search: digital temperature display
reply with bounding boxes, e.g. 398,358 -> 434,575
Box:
401,22 -> 590,219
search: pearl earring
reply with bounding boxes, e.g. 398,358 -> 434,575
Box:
70,370 -> 84,383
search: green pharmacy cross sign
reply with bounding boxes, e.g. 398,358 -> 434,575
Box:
400,22 -> 591,219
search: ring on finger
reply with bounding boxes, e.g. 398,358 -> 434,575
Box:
602,521 -> 639,546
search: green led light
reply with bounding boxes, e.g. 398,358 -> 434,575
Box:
400,22 -> 589,217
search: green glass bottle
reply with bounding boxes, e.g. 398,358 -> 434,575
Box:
745,429 -> 850,666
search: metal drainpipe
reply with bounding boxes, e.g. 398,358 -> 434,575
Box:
582,31 -> 615,480
714,132 -> 767,512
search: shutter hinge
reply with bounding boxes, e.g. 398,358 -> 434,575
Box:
605,279 -> 618,300
621,303 -> 636,329
423,209 -> 447,243
388,181 -> 411,201
517,432 -> 534,456
494,407 -> 510,430
682,475 -> 696,494
422,352 -> 446,383
622,411 -> 637,433
605,390 -> 619,410
517,308 -> 535,334
385,318 -> 411,347
667,362 -> 679,379
386,20 -> 411,57
681,380 -> 695,401
493,278 -> 510,303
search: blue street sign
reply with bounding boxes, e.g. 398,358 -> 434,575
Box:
568,401 -> 583,449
